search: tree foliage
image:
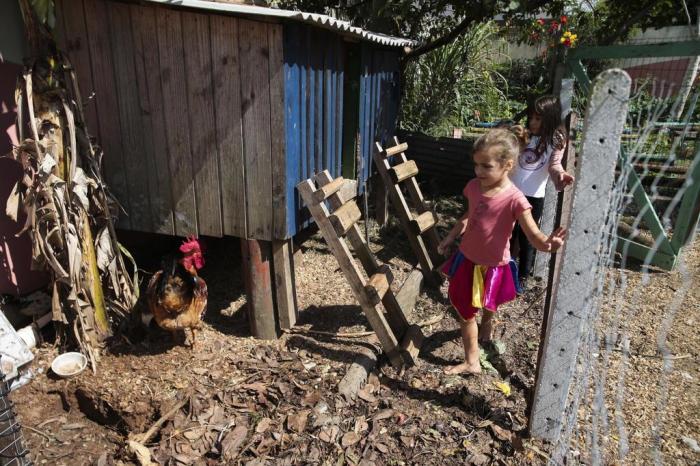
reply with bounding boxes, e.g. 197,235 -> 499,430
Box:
271,0 -> 693,52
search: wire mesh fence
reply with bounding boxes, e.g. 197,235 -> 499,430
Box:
542,38 -> 700,465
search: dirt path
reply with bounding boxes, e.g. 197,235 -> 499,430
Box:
10,203 -> 700,465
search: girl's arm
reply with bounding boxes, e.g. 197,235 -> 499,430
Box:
548,147 -> 575,190
438,209 -> 469,255
517,209 -> 567,252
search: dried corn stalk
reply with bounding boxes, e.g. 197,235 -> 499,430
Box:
8,0 -> 138,371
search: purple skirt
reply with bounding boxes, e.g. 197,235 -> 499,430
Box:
440,251 -> 519,320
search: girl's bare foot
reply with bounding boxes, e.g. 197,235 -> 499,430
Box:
444,361 -> 481,375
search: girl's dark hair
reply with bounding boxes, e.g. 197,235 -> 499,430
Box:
531,95 -> 567,155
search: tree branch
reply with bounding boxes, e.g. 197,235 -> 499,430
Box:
403,0 -> 552,61
599,1 -> 656,45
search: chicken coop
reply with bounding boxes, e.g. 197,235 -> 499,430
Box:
55,0 -> 412,337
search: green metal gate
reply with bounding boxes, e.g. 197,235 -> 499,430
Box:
563,40 -> 700,270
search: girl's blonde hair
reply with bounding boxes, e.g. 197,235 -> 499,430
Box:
473,126 -> 527,166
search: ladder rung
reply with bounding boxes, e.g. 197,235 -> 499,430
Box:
329,201 -> 362,236
410,211 -> 436,235
365,265 -> 393,305
312,176 -> 345,203
390,160 -> 419,184
383,142 -> 408,157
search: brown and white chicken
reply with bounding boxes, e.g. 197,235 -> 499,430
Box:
146,237 -> 207,347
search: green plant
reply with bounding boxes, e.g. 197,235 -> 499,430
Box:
399,22 -> 510,136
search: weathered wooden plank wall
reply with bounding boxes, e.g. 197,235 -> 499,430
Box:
59,0 -> 285,240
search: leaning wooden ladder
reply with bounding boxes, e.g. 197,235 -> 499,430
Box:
297,170 -> 423,368
373,138 -> 442,284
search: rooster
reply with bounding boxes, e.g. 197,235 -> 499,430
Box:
146,236 -> 207,348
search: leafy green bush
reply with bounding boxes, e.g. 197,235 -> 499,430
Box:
399,22 -> 510,136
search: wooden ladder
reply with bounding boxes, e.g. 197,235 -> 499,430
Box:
297,170 -> 423,368
373,138 -> 442,285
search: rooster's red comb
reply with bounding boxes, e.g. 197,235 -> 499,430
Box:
179,236 -> 201,254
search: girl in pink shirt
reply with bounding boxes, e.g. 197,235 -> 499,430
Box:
437,128 -> 567,376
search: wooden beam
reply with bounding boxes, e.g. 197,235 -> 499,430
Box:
395,268 -> 423,314
568,40 -> 700,61
241,239 -> 278,339
273,239 -> 298,330
400,324 -> 423,365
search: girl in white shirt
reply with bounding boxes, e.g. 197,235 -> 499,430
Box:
510,95 -> 574,288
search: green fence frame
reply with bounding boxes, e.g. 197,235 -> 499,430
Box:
564,41 -> 700,270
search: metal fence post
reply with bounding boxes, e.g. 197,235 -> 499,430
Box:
529,69 -> 631,440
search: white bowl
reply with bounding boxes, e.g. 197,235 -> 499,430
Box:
51,352 -> 87,377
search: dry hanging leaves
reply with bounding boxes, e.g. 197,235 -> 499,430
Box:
11,1 -> 138,371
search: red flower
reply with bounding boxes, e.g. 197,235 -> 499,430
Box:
549,20 -> 559,33
560,15 -> 568,24
536,18 -> 545,25
562,38 -> 571,48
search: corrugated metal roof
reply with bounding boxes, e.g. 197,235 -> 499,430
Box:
143,0 -> 416,48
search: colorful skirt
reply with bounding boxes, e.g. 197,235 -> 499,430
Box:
440,251 -> 520,320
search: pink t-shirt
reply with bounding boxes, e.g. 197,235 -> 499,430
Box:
459,179 -> 532,267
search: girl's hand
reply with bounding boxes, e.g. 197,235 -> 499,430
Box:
559,171 -> 575,187
546,227 -> 567,251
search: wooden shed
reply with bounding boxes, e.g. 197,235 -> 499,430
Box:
56,0 -> 409,240
55,0 -> 411,335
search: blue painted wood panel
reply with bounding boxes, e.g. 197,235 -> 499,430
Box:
282,25 -> 401,237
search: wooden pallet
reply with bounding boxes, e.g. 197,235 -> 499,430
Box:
297,171 -> 423,368
373,138 -> 442,285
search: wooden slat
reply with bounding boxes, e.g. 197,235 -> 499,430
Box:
239,19 -> 273,240
60,0 -> 99,137
182,11 -> 222,237
365,265 -> 392,306
273,239 -> 298,329
329,201 -> 362,237
130,4 -> 175,235
268,23 -> 287,240
312,176 -> 345,203
211,15 -> 246,238
384,142 -> 408,157
107,1 -> 152,232
156,6 -> 197,236
389,160 -> 419,184
297,179 -> 402,368
410,211 -> 436,235
83,0 -> 130,228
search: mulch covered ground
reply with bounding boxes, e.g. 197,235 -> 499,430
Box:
10,194 -> 700,466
